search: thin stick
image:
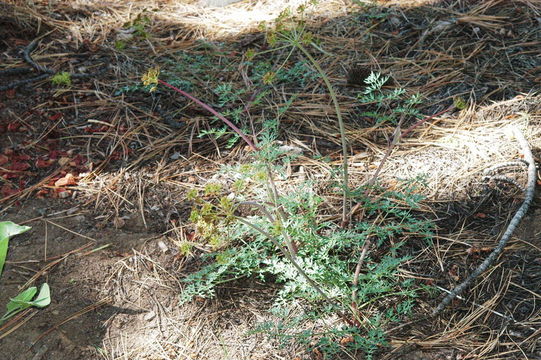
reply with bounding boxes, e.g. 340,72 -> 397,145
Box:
295,43 -> 350,224
351,238 -> 371,323
433,127 -> 536,315
367,105 -> 454,187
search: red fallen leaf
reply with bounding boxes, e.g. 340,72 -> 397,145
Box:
35,158 -> 54,168
49,113 -> 63,121
0,154 -> 8,166
49,150 -> 60,159
340,336 -> 355,346
8,161 -> 31,171
13,154 -> 31,161
54,173 -> 77,187
1,185 -> 18,197
312,348 -> 324,360
84,125 -> 109,133
48,150 -> 67,159
466,246 -> 492,256
36,189 -> 49,198
474,212 -> 487,218
7,122 -> 21,132
71,154 -> 86,166
448,264 -> 459,281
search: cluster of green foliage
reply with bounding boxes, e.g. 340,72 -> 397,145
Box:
114,12 -> 152,50
138,2 -> 433,357
181,119 -> 432,358
358,72 -> 423,125
246,58 -> 318,87
51,72 -> 72,87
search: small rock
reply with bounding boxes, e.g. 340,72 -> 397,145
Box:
73,215 -> 85,223
157,240 -> 168,253
66,207 -> 79,215
144,310 -> 156,321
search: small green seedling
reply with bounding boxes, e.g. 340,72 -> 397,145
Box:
51,72 -> 72,86
0,221 -> 51,325
0,283 -> 51,324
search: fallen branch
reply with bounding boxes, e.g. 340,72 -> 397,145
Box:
0,36 -> 109,91
433,126 -> 536,315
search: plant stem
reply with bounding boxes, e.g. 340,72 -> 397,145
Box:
367,105 -> 453,187
158,79 -> 259,152
295,43 -> 349,225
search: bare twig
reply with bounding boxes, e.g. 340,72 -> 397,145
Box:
351,238 -> 371,311
367,106 -> 454,187
433,126 -> 536,315
295,42 -> 350,225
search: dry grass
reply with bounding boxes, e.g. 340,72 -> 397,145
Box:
1,0 -> 540,358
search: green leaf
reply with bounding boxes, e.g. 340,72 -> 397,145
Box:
0,237 -> 7,278
0,221 -> 31,240
31,283 -> 51,308
0,283 -> 51,324
0,221 -> 31,277
5,287 -> 38,313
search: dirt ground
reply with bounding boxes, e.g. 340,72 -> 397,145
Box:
1,0 -> 541,359
1,198 -> 291,360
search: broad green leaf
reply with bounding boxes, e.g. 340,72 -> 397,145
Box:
0,221 -> 32,239
0,283 -> 51,324
0,237 -> 7,277
29,283 -> 51,308
0,221 -> 31,277
5,287 -> 37,313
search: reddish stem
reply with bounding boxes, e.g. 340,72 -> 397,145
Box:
158,79 -> 259,151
